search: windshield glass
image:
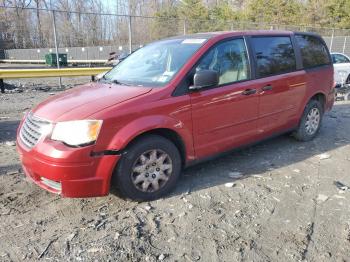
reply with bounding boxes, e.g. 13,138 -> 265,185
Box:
103,38 -> 207,87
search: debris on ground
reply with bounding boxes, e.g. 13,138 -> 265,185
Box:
316,194 -> 329,203
114,232 -> 120,240
87,247 -> 103,253
1,89 -> 350,261
5,141 -> 16,146
158,254 -> 166,261
144,205 -> 152,211
38,238 -> 58,259
228,171 -> 243,179
334,181 -> 350,191
318,153 -> 331,160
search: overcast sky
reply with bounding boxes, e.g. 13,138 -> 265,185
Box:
101,0 -> 115,8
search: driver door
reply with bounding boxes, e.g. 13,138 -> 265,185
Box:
189,38 -> 260,159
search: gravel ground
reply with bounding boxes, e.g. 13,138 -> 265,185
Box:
1,83 -> 350,262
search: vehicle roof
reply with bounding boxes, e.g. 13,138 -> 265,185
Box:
166,30 -> 321,41
167,30 -> 293,40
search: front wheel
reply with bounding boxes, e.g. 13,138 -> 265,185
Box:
112,135 -> 182,201
293,99 -> 323,142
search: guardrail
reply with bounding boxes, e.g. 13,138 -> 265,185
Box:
0,59 -> 107,64
0,67 -> 111,93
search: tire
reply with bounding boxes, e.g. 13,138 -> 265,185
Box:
293,99 -> 323,142
112,135 -> 182,201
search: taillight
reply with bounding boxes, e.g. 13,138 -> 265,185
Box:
332,81 -> 337,88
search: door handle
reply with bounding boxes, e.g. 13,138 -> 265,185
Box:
242,89 -> 257,95
261,85 -> 273,91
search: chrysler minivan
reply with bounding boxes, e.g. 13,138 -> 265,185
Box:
17,31 -> 335,201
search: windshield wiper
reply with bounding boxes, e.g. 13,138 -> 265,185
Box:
112,80 -> 131,86
98,74 -> 110,83
99,75 -> 134,86
99,76 -> 131,86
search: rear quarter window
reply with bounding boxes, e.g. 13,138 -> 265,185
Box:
295,35 -> 331,68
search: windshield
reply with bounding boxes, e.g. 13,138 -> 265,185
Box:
103,38 -> 207,87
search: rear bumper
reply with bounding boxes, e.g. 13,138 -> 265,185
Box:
326,88 -> 336,112
17,135 -> 120,198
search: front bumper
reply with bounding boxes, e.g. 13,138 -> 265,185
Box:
17,135 -> 120,198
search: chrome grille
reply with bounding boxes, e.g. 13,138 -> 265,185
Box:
19,113 -> 51,149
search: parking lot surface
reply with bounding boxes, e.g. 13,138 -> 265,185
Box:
1,87 -> 350,261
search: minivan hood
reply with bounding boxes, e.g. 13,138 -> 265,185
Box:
32,82 -> 152,121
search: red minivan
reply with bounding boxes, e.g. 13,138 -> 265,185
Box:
17,31 -> 335,201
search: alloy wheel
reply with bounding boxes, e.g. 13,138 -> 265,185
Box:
305,107 -> 320,135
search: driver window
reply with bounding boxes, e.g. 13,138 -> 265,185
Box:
195,38 -> 250,85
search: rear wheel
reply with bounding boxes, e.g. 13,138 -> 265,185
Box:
112,135 -> 181,201
293,99 -> 323,142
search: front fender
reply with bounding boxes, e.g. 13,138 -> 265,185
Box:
107,115 -> 195,161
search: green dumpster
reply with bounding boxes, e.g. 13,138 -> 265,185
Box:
45,53 -> 68,67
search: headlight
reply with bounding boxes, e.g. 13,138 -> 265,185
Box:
51,120 -> 103,147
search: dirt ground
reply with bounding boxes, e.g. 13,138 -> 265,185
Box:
1,81 -> 350,262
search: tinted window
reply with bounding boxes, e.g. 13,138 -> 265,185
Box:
195,38 -> 250,85
332,54 -> 350,64
295,35 -> 330,68
251,36 -> 296,77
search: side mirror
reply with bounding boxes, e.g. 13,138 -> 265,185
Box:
190,70 -> 219,90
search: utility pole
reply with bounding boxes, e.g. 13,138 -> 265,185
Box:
50,0 -> 62,88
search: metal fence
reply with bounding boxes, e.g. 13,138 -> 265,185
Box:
2,6 -> 350,61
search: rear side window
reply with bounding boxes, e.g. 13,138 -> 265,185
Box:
295,35 -> 330,68
251,36 -> 296,77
